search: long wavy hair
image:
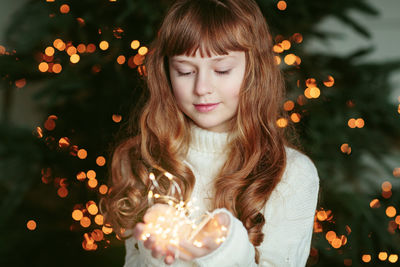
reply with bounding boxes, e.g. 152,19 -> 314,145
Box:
102,0 -> 289,263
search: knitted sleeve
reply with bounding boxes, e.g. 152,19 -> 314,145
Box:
195,148 -> 319,267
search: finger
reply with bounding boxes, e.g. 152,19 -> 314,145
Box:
164,252 -> 175,265
202,236 -> 220,250
168,244 -> 194,262
143,235 -> 155,250
215,212 -> 230,226
151,244 -> 163,259
179,240 -> 209,258
133,223 -> 145,240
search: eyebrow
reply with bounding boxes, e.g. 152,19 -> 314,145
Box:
171,55 -> 235,64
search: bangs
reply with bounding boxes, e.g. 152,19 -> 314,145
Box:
160,0 -> 251,57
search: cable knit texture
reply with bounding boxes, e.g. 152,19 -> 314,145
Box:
124,126 -> 319,267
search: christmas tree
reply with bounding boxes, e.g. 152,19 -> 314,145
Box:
1,0 -> 399,266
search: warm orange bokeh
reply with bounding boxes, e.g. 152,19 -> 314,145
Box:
112,114 -> 122,123
39,62 -> 49,72
389,254 -> 398,263
52,63 -> 62,74
276,118 -> 288,128
131,40 -> 140,50
99,184 -> 108,195
86,44 -> 96,53
99,41 -> 109,50
386,206 -> 397,218
95,215 -> 104,226
369,198 -> 380,208
382,181 -> 392,192
77,44 -> 86,53
88,179 -> 98,188
60,4 -> 70,14
361,254 -> 371,263
77,149 -> 88,159
80,217 -> 91,228
117,55 -> 126,64
76,171 -> 86,181
284,54 -> 296,65
72,209 -> 83,221
15,78 -> 27,88
323,75 -> 335,87
27,220 -> 37,230
138,46 -> 148,56
379,252 -> 388,261
277,1 -> 287,10
283,100 -> 295,111
325,231 -> 336,242
57,187 -> 68,198
87,170 -> 96,179
290,113 -> 301,123
96,156 -> 106,166
45,46 -> 55,56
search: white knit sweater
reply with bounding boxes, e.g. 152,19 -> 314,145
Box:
124,126 -> 320,267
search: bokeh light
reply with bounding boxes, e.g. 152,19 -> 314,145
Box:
39,62 -> 49,72
15,78 -> 26,88
131,40 -> 140,50
87,170 -> 96,179
284,54 -> 296,65
88,179 -> 98,188
27,220 -> 37,230
276,118 -> 288,128
76,171 -> 86,181
80,217 -> 91,228
96,156 -> 106,166
382,181 -> 392,192
290,113 -> 301,123
52,63 -> 62,73
138,46 -> 148,56
379,252 -> 388,261
99,184 -> 108,195
389,254 -> 398,263
323,75 -> 335,87
95,215 -> 104,225
99,41 -> 109,51
283,100 -> 295,111
60,4 -> 70,14
386,206 -> 396,218
362,254 -> 371,263
112,114 -> 122,123
77,44 -> 86,53
277,1 -> 287,10
117,55 -> 126,64
45,46 -> 55,56
72,209 -> 83,221
369,199 -> 380,208
77,149 -> 87,159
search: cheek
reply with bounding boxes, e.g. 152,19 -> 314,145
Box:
171,82 -> 190,106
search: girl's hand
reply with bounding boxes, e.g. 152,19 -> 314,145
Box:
133,204 -> 178,265
133,205 -> 230,265
169,211 -> 230,262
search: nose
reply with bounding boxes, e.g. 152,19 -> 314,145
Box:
194,70 -> 213,96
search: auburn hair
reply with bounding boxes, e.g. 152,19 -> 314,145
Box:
102,0 -> 289,263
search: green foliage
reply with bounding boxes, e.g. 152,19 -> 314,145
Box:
0,0 -> 399,266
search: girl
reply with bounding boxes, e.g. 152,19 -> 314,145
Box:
102,0 -> 320,266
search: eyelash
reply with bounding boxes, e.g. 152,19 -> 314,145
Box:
177,70 -> 231,76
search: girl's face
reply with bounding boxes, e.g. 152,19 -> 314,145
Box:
168,50 -> 246,132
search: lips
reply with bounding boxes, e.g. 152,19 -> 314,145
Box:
194,103 -> 219,112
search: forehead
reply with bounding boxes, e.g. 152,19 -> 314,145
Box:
170,50 -> 244,63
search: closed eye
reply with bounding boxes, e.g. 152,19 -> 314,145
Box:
177,71 -> 192,76
215,70 -> 231,75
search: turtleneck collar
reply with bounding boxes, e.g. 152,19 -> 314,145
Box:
189,124 -> 230,154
